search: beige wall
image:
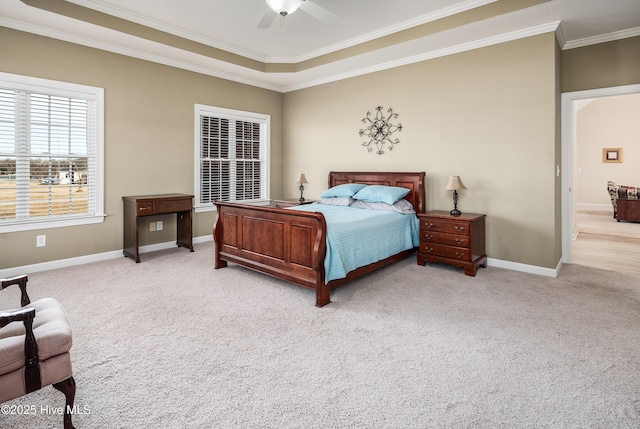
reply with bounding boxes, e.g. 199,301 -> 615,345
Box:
577,93 -> 640,205
0,28 -> 283,269
562,36 -> 640,93
3,27 -> 636,272
284,33 -> 561,268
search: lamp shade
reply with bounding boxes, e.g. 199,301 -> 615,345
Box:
445,176 -> 467,191
266,0 -> 302,15
295,173 -> 308,184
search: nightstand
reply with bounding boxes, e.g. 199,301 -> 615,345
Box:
417,210 -> 487,276
274,198 -> 316,208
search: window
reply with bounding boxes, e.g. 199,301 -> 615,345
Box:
195,105 -> 269,212
0,73 -> 104,233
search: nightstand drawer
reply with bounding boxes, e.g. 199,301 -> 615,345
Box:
420,219 -> 470,236
421,231 -> 468,247
420,243 -> 471,262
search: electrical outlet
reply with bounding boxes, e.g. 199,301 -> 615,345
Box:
156,220 -> 163,231
149,221 -> 156,232
36,235 -> 46,247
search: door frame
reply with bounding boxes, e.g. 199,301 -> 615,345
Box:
561,83 -> 640,263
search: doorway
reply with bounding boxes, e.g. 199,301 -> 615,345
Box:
562,84 -> 640,272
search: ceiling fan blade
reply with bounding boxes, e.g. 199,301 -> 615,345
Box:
299,0 -> 337,24
257,9 -> 277,29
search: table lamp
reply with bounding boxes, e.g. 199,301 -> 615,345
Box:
445,176 -> 466,216
296,173 -> 308,202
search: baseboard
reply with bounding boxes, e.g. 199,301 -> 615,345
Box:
2,235 -> 561,279
0,235 -> 214,278
576,202 -> 611,211
487,257 -> 561,278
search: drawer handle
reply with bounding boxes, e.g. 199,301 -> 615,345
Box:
454,225 -> 465,232
139,207 -> 151,211
425,222 -> 434,228
455,239 -> 464,245
455,252 -> 465,259
426,247 -> 433,253
425,234 -> 434,241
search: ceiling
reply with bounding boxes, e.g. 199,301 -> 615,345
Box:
2,0 -> 640,92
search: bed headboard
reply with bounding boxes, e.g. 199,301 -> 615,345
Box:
328,171 -> 426,213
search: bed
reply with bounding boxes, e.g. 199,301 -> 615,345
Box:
213,171 -> 425,307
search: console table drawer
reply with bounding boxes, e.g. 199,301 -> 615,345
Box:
136,202 -> 153,215
154,199 -> 192,214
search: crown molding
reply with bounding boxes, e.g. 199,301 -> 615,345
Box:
555,21 -> 567,48
563,26 -> 640,50
0,17 -> 284,92
53,0 -> 500,65
2,17 -> 561,94
65,0 -> 498,65
283,21 -> 561,92
66,0 -> 269,62
267,0 -> 498,63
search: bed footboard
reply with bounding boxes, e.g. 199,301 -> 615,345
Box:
214,202 -> 330,306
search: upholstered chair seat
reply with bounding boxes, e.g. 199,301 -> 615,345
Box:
1,275 -> 76,429
0,297 -> 73,402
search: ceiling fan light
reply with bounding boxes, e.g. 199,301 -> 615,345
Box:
266,0 -> 303,16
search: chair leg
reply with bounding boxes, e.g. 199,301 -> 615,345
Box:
53,376 -> 76,429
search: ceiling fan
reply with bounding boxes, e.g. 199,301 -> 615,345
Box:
258,0 -> 337,29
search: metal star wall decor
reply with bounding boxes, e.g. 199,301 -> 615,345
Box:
359,106 -> 402,155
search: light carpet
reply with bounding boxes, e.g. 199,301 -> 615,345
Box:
1,243 -> 640,428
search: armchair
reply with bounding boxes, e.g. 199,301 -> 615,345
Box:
607,181 -> 640,222
0,275 -> 76,429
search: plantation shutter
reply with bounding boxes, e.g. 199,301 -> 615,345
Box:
198,111 -> 266,205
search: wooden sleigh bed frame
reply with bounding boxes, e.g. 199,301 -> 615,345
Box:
214,171 -> 425,307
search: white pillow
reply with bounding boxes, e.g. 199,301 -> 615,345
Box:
351,198 -> 415,214
318,197 -> 354,206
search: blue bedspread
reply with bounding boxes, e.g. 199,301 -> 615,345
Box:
288,204 -> 420,282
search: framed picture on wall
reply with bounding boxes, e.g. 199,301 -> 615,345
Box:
603,148 -> 623,163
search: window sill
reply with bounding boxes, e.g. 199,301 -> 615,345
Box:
0,214 -> 106,233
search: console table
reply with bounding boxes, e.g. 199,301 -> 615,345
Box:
122,194 -> 194,262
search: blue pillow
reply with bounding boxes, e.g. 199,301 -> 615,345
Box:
320,183 -> 367,198
352,185 -> 410,205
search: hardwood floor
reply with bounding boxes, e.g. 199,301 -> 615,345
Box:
573,233 -> 640,275
572,207 -> 640,275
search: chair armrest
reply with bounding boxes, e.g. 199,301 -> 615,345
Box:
0,307 -> 36,329
0,306 -> 41,392
1,275 -> 31,306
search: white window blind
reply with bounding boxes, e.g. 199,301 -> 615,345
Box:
195,105 -> 269,209
0,73 -> 104,232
